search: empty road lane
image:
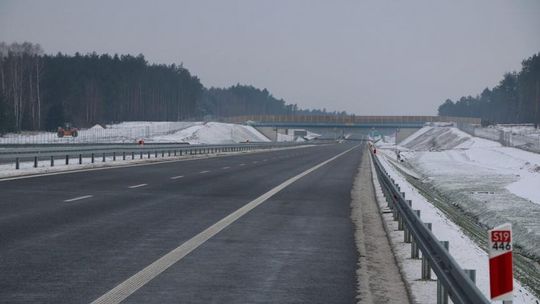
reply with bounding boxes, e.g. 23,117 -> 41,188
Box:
0,143 -> 362,304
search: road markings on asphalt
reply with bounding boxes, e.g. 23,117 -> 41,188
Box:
64,195 -> 93,202
128,184 -> 147,189
252,161 -> 258,164
239,163 -> 245,166
199,170 -> 210,174
170,176 -> 184,180
222,166 -> 230,169
90,144 -> 360,304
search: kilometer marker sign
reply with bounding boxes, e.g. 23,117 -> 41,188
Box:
488,223 -> 513,301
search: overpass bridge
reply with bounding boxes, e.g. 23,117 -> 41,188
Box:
223,115 -> 481,142
224,115 -> 480,129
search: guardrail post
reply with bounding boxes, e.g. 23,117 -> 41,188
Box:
168,150 -> 171,157
79,154 -> 82,164
91,153 -> 95,163
155,151 -> 158,158
34,156 -> 38,168
421,222 -> 432,280
411,210 -> 421,258
398,213 -> 404,230
15,157 -> 20,169
464,269 -> 476,284
162,151 -> 164,157
123,152 -> 126,161
131,152 -> 134,160
65,155 -> 69,165
147,151 -> 151,159
113,152 -> 116,161
437,241 -> 450,304
404,224 -> 411,243
50,156 -> 54,167
174,150 -> 177,156
102,153 -> 106,162
140,151 -> 143,159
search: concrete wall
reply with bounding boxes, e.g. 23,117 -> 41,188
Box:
396,128 -> 421,144
254,127 -> 288,141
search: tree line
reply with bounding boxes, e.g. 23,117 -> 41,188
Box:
0,42 -> 347,133
438,52 -> 540,125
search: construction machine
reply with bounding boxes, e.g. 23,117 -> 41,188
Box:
57,123 -> 79,137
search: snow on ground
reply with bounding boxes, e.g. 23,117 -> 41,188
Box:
0,121 -> 202,144
149,122 -> 270,144
375,125 -> 540,300
371,153 -> 539,303
304,130 -> 321,140
0,121 -> 276,145
391,126 -> 540,260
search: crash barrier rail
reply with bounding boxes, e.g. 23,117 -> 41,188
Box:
1,142 -> 312,170
370,147 -> 490,304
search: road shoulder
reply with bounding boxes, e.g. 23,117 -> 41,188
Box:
351,147 -> 411,304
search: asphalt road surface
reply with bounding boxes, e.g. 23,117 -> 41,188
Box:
0,143 -> 363,303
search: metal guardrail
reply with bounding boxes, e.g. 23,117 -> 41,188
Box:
370,148 -> 490,304
1,142 -> 314,169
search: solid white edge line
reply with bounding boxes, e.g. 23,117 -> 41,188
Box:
128,184 -> 147,189
199,170 -> 210,174
170,176 -> 184,180
64,195 -> 93,202
90,144 -> 360,304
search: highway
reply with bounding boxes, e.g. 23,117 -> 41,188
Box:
0,143 -> 364,303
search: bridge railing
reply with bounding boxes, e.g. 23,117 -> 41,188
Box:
223,115 -> 481,125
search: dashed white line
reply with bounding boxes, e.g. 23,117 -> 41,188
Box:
64,195 -> 93,202
90,144 -> 360,304
199,170 -> 210,174
128,184 -> 147,189
239,163 -> 246,166
222,166 -> 230,170
170,175 -> 184,180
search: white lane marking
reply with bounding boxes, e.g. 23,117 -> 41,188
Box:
170,176 -> 184,180
199,170 -> 210,174
222,166 -> 230,170
128,184 -> 147,189
239,163 -> 245,166
64,195 -> 93,202
90,145 -> 359,304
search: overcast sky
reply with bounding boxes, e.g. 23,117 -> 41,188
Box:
1,0 -> 539,115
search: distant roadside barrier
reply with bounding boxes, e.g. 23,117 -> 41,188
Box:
458,123 -> 540,154
370,145 -> 490,304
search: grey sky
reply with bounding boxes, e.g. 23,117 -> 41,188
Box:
1,0 -> 539,115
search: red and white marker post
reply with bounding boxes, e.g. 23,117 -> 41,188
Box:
488,223 -> 513,302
